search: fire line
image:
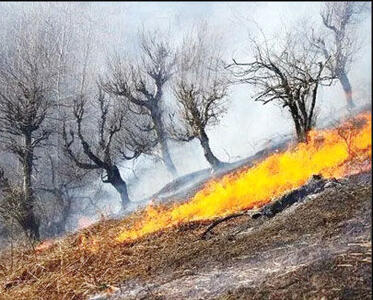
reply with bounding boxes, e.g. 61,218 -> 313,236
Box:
116,112 -> 371,243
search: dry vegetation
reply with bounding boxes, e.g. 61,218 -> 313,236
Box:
0,171 -> 371,299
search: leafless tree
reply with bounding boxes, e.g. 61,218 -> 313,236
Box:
0,12 -> 64,240
230,31 -> 334,142
63,86 -> 155,210
102,30 -> 178,177
310,2 -> 370,109
34,151 -> 92,236
0,166 -> 39,247
170,26 -> 229,169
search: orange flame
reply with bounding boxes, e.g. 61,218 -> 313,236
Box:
117,112 -> 371,243
77,234 -> 99,253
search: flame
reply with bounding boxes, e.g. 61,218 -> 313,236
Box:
77,234 -> 99,253
117,112 -> 371,243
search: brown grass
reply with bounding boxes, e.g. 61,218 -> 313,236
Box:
218,239 -> 372,300
0,172 -> 371,300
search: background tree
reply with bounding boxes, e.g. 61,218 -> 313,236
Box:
311,2 -> 369,109
0,167 -> 25,241
0,12 -> 64,240
230,31 -> 334,142
102,30 -> 178,177
35,151 -> 92,236
170,26 -> 229,170
63,86 -> 155,210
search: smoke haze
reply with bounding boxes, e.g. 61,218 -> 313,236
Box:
0,1 -> 371,219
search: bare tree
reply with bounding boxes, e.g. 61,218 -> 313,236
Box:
63,86 -> 155,210
170,26 -> 229,169
0,12 -> 64,240
34,151 -> 92,236
0,166 -> 35,244
102,30 -> 178,177
311,2 -> 369,109
230,31 -> 334,142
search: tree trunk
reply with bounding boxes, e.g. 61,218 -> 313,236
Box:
21,133 -> 40,240
294,122 -> 311,143
338,71 -> 354,109
53,191 -> 71,236
160,139 -> 177,177
106,165 -> 130,210
151,108 -> 177,177
43,189 -> 72,237
199,129 -> 223,170
289,105 -> 311,143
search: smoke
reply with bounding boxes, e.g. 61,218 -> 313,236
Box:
65,2 -> 372,218
0,2 -> 371,231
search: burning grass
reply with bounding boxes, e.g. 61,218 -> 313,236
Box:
116,111 -> 371,243
0,172 -> 370,299
0,111 -> 371,299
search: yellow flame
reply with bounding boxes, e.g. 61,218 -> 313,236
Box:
117,112 -> 371,243
78,234 -> 99,253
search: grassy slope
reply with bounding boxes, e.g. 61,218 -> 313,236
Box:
0,172 -> 371,299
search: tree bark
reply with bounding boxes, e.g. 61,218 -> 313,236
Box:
294,121 -> 306,143
338,71 -> 354,109
289,105 -> 307,143
106,165 -> 130,210
294,123 -> 311,143
199,128 -> 223,170
21,133 -> 40,240
53,191 -> 71,236
151,107 -> 177,177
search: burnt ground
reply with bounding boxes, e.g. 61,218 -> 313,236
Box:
0,172 -> 371,300
96,172 -> 372,300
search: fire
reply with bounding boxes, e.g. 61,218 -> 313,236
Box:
117,112 -> 371,243
77,234 -> 99,253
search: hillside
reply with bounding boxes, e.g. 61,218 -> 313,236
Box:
0,111 -> 371,300
0,170 -> 371,299
0,3 -> 371,300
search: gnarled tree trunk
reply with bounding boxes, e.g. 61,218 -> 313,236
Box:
45,190 -> 72,236
199,129 -> 223,170
106,165 -> 130,209
292,117 -> 312,143
289,105 -> 307,143
151,108 -> 177,177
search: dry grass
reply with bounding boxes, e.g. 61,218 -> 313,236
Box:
0,172 -> 371,300
218,239 -> 372,300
